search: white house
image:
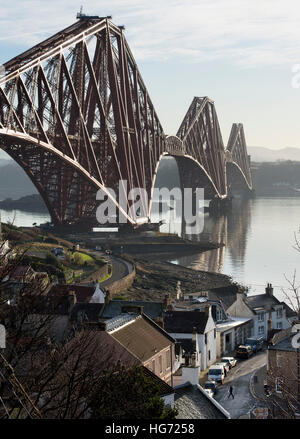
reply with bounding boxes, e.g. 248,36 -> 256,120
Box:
163,306 -> 216,371
227,284 -> 294,340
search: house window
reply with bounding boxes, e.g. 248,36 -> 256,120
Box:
152,360 -> 155,373
276,377 -> 283,393
208,350 -> 211,361
216,308 -> 222,321
258,326 -> 264,335
276,308 -> 283,319
205,334 -> 207,344
258,312 -> 264,322
159,355 -> 163,374
277,322 -> 282,329
276,352 -> 282,368
166,350 -> 171,369
214,329 -> 216,339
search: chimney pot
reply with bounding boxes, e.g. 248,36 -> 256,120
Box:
266,283 -> 273,296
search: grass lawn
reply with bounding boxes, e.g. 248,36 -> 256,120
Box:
71,251 -> 95,265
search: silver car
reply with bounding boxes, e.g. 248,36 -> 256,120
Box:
221,356 -> 237,368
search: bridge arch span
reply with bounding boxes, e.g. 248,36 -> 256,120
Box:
0,130 -> 135,225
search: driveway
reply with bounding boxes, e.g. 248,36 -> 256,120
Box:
214,350 -> 267,418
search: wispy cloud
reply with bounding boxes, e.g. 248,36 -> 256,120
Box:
0,0 -> 300,67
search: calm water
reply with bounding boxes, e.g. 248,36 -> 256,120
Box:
161,198 -> 300,302
1,209 -> 50,227
1,198 -> 300,302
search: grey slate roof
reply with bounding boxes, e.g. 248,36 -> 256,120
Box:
208,285 -> 239,310
163,311 -> 208,334
175,385 -> 227,419
70,303 -> 104,322
268,334 -> 296,352
102,300 -> 164,320
104,313 -> 138,332
281,302 -> 298,318
245,293 -> 281,312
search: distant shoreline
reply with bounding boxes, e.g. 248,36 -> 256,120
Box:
0,194 -> 48,213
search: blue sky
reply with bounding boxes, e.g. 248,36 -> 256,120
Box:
0,0 -> 300,149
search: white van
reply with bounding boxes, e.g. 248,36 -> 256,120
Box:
208,364 -> 225,384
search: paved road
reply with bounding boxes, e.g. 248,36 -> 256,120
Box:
100,255 -> 133,288
214,350 -> 267,418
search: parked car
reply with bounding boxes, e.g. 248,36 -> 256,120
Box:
235,345 -> 253,359
221,356 -> 237,368
215,362 -> 230,375
219,358 -> 232,372
105,250 -> 112,255
245,337 -> 264,353
204,388 -> 214,398
203,380 -> 218,395
264,380 -> 271,397
208,364 -> 225,384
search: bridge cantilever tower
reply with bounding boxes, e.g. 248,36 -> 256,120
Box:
0,17 -> 253,227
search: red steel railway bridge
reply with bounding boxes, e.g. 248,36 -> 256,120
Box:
0,16 -> 253,227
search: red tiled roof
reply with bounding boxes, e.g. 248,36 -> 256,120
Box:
9,265 -> 33,279
110,315 -> 172,362
49,284 -> 95,302
65,330 -> 140,369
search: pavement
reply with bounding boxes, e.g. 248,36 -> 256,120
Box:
249,364 -> 268,401
213,350 -> 267,419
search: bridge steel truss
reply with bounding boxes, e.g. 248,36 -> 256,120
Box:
0,18 -> 252,227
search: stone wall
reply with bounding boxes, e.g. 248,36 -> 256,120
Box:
106,264 -> 136,297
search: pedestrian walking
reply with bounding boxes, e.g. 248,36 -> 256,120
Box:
228,385 -> 234,399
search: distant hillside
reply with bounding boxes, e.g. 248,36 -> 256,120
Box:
248,146 -> 300,162
0,194 -> 48,212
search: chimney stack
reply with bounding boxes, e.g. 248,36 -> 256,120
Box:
266,283 -> 273,296
204,304 -> 211,317
154,316 -> 164,329
163,294 -> 172,310
67,290 -> 77,309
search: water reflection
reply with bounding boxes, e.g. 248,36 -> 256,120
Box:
167,197 -> 300,302
168,199 -> 251,275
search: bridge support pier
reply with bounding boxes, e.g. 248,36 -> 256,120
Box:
209,197 -> 232,213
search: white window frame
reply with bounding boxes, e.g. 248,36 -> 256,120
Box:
276,352 -> 282,368
277,322 -> 283,329
257,312 -> 264,322
159,355 -> 163,374
258,325 -> 265,335
276,308 -> 283,319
